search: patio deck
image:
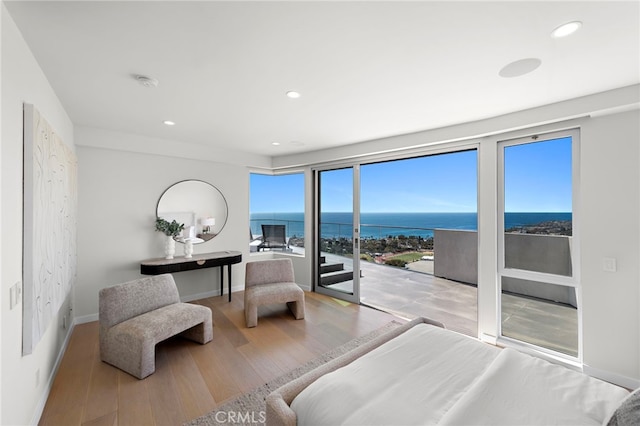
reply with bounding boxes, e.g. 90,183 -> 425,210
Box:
319,253 -> 578,356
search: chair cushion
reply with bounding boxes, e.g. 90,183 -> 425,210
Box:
245,282 -> 303,305
106,302 -> 211,346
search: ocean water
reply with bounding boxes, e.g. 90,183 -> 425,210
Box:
250,212 -> 571,239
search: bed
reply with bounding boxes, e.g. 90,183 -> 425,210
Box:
266,317 -> 638,425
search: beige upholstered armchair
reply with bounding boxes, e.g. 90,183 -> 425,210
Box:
99,274 -> 213,379
244,258 -> 305,328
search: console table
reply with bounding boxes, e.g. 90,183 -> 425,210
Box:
140,251 -> 242,301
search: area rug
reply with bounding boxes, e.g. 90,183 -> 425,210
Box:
186,320 -> 403,426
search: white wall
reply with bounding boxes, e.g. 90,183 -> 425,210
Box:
580,110 -> 639,385
74,138 -> 253,319
1,4 -> 75,424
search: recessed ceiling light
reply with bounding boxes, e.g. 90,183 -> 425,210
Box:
499,58 -> 542,78
272,142 -> 281,146
286,91 -> 301,99
551,21 -> 582,38
135,74 -> 159,88
163,120 -> 175,126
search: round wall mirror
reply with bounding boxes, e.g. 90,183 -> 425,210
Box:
156,180 -> 228,243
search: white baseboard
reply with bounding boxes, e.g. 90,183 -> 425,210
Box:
75,312 -> 98,324
583,364 -> 640,390
181,289 -> 227,302
180,285 -> 315,301
31,318 -> 77,425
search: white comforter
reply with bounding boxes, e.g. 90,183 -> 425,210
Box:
291,324 -> 629,425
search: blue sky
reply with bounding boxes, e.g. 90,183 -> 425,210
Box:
360,150 -> 478,213
251,137 -> 572,213
250,173 -> 305,213
504,137 -> 572,212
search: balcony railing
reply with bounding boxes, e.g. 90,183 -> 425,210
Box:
251,218 -> 438,252
251,219 -> 439,237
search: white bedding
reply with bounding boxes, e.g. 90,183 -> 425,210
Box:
291,324 -> 629,426
438,348 -> 629,425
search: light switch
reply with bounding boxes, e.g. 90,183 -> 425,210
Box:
602,257 -> 617,272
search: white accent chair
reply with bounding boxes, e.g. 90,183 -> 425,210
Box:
244,258 -> 305,328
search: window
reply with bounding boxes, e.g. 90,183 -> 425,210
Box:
249,173 -> 305,254
498,130 -> 579,358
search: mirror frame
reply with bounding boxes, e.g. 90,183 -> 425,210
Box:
156,179 -> 228,244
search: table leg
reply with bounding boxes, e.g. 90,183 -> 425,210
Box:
220,266 -> 224,297
227,264 -> 232,302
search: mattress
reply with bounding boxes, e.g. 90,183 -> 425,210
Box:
290,324 -> 629,425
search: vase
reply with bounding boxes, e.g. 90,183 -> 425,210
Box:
184,239 -> 193,258
165,236 -> 176,259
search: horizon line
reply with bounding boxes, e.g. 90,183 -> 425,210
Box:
251,211 -> 572,214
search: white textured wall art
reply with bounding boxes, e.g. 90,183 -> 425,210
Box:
23,104 -> 77,355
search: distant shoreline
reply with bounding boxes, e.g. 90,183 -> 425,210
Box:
253,212 -> 572,239
288,219 -> 573,261
505,220 -> 572,236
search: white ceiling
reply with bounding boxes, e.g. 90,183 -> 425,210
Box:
4,1 -> 640,157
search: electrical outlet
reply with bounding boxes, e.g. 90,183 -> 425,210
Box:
35,368 -> 40,387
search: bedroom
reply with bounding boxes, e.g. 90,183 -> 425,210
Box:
1,1 -> 639,425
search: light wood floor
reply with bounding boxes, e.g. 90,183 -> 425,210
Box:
38,291 -> 399,426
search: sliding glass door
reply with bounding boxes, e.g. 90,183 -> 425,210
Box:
315,167 -> 360,304
498,129 -> 580,358
359,151 -> 478,335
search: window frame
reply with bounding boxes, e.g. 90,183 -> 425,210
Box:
496,128 -> 582,363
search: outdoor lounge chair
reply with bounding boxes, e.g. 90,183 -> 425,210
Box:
258,224 -> 289,251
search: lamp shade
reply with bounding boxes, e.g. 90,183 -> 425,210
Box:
201,217 -> 215,227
